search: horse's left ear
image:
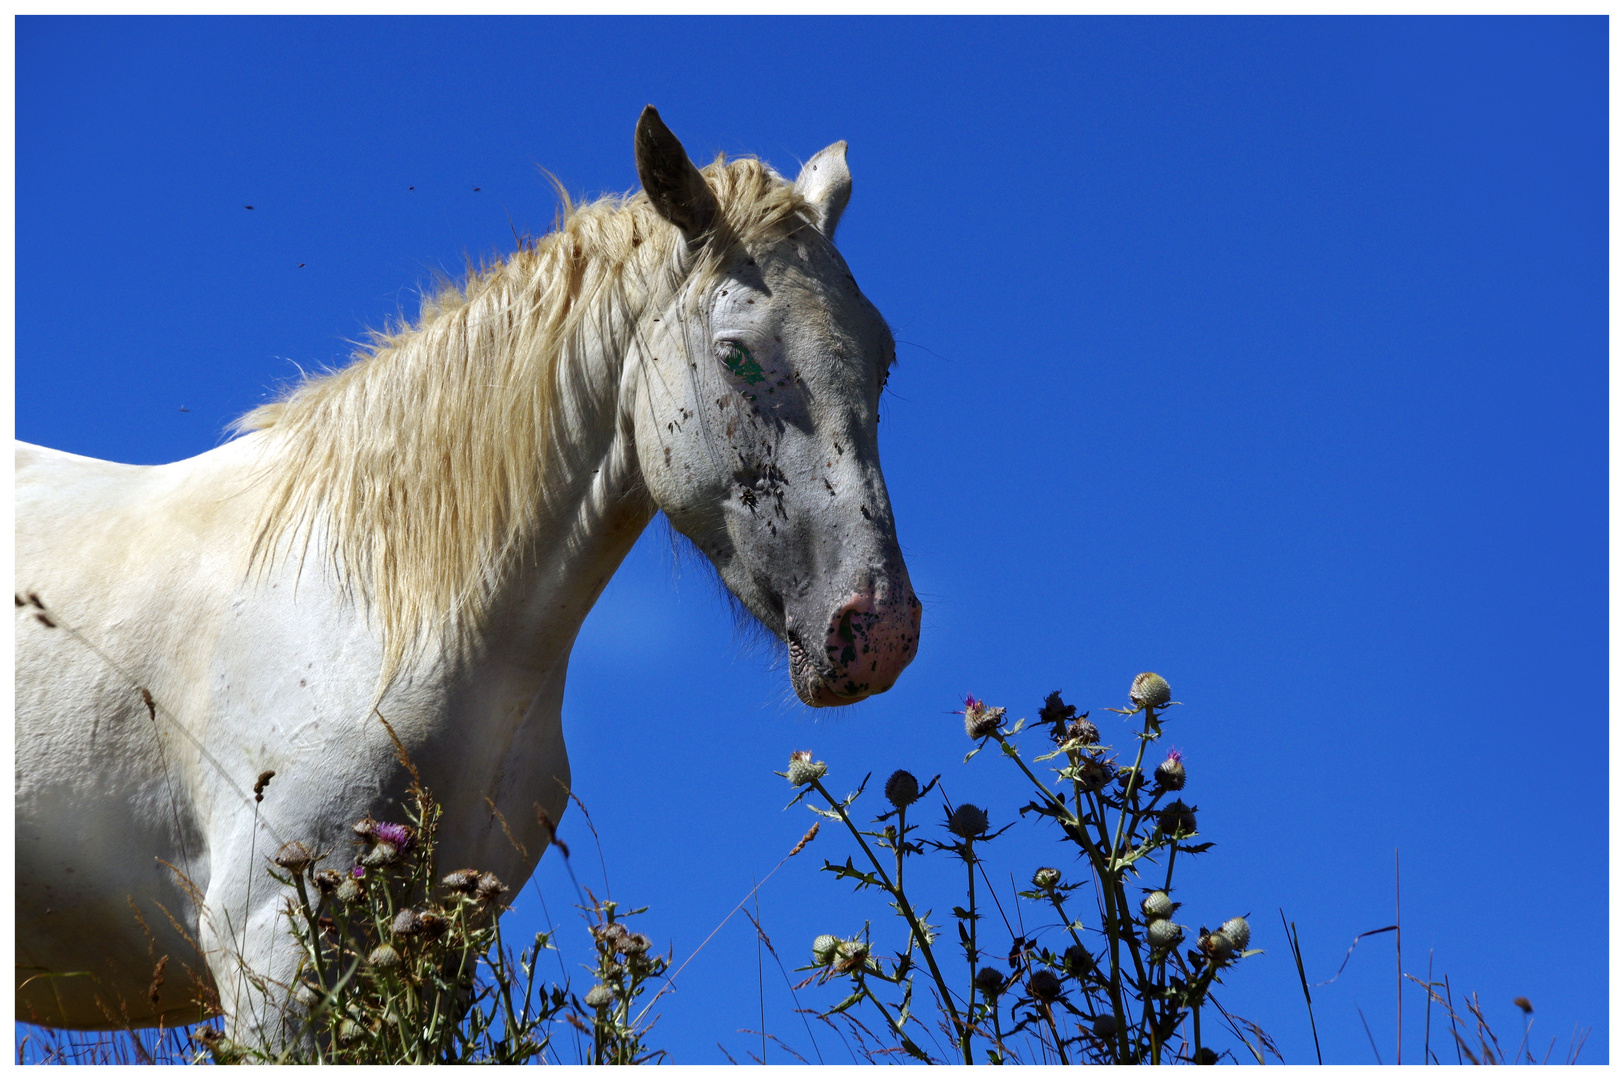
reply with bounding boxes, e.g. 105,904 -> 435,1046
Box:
794,141 -> 852,241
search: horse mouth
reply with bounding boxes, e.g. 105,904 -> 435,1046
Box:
788,635 -> 878,708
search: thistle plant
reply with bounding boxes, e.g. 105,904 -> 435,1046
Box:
790,672 -> 1263,1064
200,784 -> 567,1064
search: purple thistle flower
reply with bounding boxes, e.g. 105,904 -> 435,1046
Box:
373,822 -> 414,850
1166,748 -> 1184,763
351,864 -> 366,879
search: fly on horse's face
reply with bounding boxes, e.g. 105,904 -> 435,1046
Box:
631,109 -> 920,706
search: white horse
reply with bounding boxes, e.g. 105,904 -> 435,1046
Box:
14,107 -> 920,1036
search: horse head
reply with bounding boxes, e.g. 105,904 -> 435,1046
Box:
630,107 -> 920,707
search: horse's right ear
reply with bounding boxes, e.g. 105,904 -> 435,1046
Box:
635,106 -> 720,243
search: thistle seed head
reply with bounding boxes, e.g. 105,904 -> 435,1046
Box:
1141,891 -> 1176,920
1155,749 -> 1186,791
417,911 -> 448,938
884,769 -> 921,808
1066,716 -> 1100,746
1130,672 -> 1171,710
975,966 -> 1007,996
592,922 -> 628,949
1147,919 -> 1184,950
442,868 -> 481,893
812,934 -> 841,965
334,877 -> 363,905
584,984 -> 615,1011
1220,916 -> 1251,952
352,815 -> 377,840
391,909 -> 422,937
367,943 -> 401,970
1040,691 -> 1076,740
1063,943 -> 1095,976
833,939 -> 870,973
786,750 -> 827,787
475,872 -> 507,901
948,803 -> 989,839
310,868 -> 343,894
618,931 -> 651,956
1028,969 -> 1063,1002
1158,800 -> 1197,837
1075,757 -> 1112,793
1092,1013 -> 1118,1039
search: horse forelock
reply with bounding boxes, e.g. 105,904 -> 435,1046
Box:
231,157 -> 814,689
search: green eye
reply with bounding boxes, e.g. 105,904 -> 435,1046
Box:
719,342 -> 766,385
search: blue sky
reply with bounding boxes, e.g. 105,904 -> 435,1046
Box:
15,16 -> 1607,1064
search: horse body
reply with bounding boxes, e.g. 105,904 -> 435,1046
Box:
15,109 -> 920,1036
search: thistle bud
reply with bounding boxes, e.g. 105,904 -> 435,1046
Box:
1141,891 -> 1176,921
1063,943 -> 1095,976
334,876 -> 363,905
1202,931 -> 1235,962
1028,969 -> 1063,1002
1158,800 -> 1197,837
1130,672 -> 1171,710
1092,1013 -> 1118,1039
975,966 -> 1007,997
362,841 -> 399,867
812,934 -> 841,965
584,984 -> 615,1011
1031,866 -> 1062,891
1066,716 -> 1100,746
1220,916 -> 1251,952
1155,749 -> 1186,791
273,841 -> 315,873
1075,757 -> 1112,793
962,695 -> 1005,740
786,750 -> 827,787
884,770 -> 921,808
948,803 -> 989,839
368,944 -> 401,970
1147,919 -> 1184,950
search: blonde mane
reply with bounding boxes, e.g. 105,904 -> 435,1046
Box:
236,156 -> 812,684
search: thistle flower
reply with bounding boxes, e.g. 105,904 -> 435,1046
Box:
1155,748 -> 1186,791
1066,715 -> 1100,746
368,944 -> 401,970
786,750 -> 827,787
1130,672 -> 1171,710
1220,916 -> 1251,952
372,822 -> 414,851
273,841 -> 315,873
961,695 -> 1004,740
584,984 -> 615,1011
812,934 -> 841,965
833,938 -> 870,974
948,803 -> 989,839
975,966 -> 1007,997
1028,969 -> 1063,1002
1031,866 -> 1062,891
1147,919 -> 1184,950
884,769 -> 920,808
1141,891 -> 1176,921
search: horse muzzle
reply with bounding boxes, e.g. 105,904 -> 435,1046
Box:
788,587 -> 922,707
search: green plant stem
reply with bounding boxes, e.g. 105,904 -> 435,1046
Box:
809,779 -> 968,1057
1110,707 -> 1157,867
963,839 -> 977,1067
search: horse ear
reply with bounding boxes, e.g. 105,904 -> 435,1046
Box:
635,105 -> 720,243
794,141 -> 852,241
